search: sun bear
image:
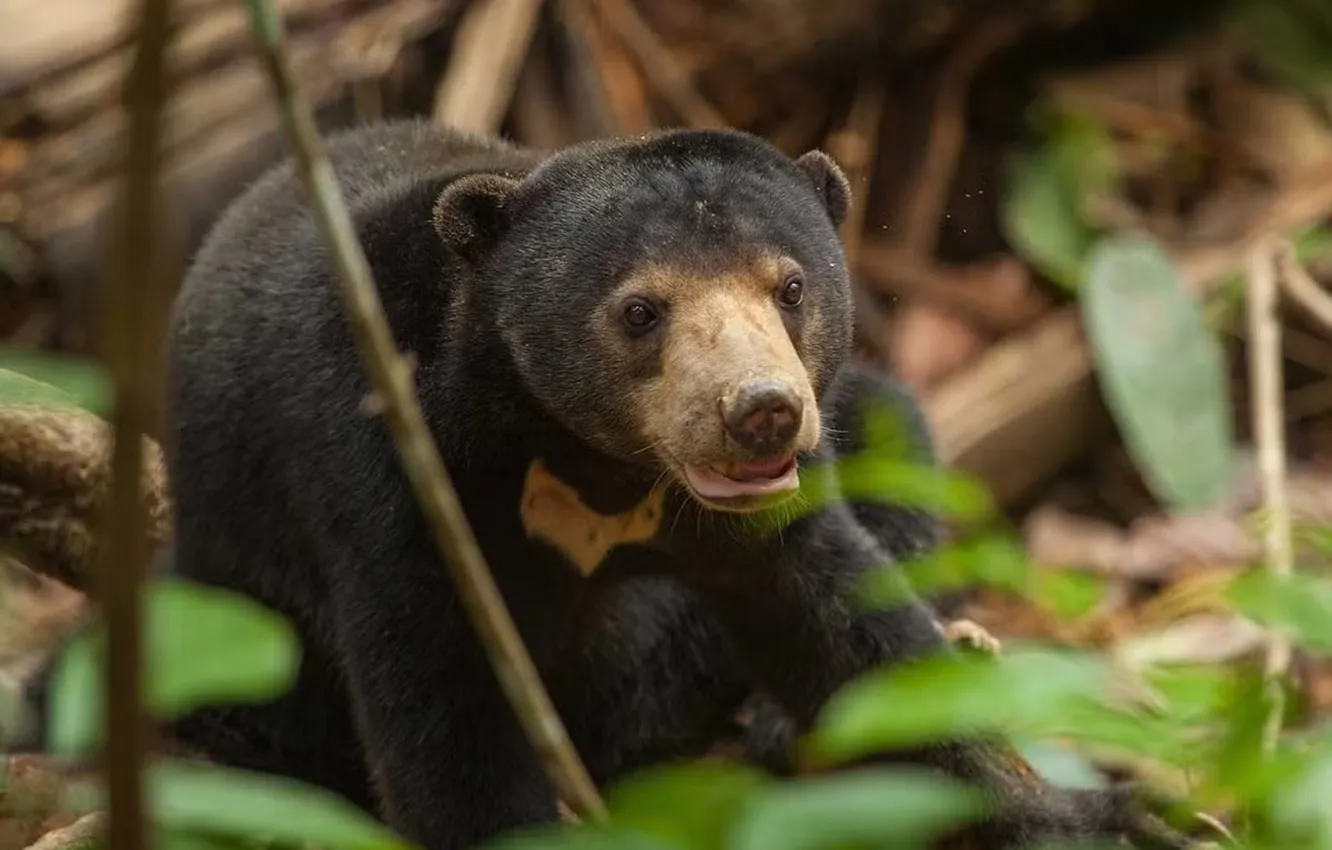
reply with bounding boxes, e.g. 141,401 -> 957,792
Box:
16,119 -> 1188,850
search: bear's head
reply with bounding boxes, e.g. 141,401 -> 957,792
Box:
433,129 -> 852,513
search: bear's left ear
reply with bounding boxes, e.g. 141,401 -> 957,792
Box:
432,173 -> 523,265
794,150 -> 851,230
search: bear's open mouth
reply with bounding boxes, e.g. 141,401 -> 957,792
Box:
682,455 -> 799,504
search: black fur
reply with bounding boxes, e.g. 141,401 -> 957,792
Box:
18,119 -> 1187,850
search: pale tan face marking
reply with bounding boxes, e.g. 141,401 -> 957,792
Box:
602,251 -> 824,491
519,458 -> 664,575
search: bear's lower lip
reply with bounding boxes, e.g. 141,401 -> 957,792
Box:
682,456 -> 799,501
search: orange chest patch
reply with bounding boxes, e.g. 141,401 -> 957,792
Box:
519,458 -> 665,575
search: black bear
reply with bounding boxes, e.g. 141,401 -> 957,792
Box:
26,119 -> 1186,850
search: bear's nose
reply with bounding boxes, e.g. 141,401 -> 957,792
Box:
723,380 -> 803,455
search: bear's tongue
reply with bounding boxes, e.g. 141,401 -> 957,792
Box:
683,456 -> 798,500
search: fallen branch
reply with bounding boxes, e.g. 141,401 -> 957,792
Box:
242,0 -> 607,820
0,405 -> 170,593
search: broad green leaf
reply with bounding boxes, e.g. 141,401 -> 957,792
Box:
1001,112 -> 1117,292
70,760 -> 409,850
0,349 -> 110,415
856,535 -> 1031,609
1082,234 -> 1234,511
1249,745 -> 1332,850
1053,665 -> 1237,771
831,458 -> 996,524
809,647 -> 1109,764
728,768 -> 985,850
49,577 -> 300,755
605,761 -> 770,850
1226,570 -> 1332,654
858,536 -> 1105,624
768,456 -> 995,537
1002,151 -> 1095,291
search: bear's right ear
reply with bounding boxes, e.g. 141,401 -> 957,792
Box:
432,174 -> 523,264
794,150 -> 851,230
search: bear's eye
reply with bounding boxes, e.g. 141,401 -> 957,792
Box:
777,274 -> 805,309
622,298 -> 659,334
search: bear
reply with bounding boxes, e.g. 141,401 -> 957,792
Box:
15,118 -> 1188,850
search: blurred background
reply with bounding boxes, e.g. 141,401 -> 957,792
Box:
2,0 -> 1332,845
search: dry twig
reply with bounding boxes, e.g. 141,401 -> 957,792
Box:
895,17 -> 1020,256
242,0 -> 606,820
1275,240 -> 1332,331
432,0 -> 542,133
587,0 -> 726,129
1246,243 -> 1293,754
828,67 -> 885,267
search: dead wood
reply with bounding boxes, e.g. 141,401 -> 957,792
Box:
0,406 -> 169,593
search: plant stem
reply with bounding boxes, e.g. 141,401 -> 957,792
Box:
97,0 -> 176,848
1245,243 -> 1293,754
240,0 -> 607,821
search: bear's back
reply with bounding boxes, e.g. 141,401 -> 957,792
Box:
162,120 -> 544,627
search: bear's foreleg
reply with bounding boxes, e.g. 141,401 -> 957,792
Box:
327,558 -> 560,850
689,502 -> 1188,848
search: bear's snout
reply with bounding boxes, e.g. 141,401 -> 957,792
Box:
722,379 -> 803,457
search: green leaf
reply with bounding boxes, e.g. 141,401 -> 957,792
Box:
1226,570 -> 1332,654
1002,151 -> 1095,291
728,768 -> 985,850
71,760 -> 410,850
831,458 -> 996,524
49,577 -> 301,755
1001,112 -> 1117,292
605,761 -> 770,850
1052,665 -> 1238,772
858,536 -> 1106,625
0,349 -> 110,415
1082,234 -> 1235,511
857,535 -> 1031,609
1241,729 -> 1332,849
1030,570 -> 1106,623
808,647 -> 1110,764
